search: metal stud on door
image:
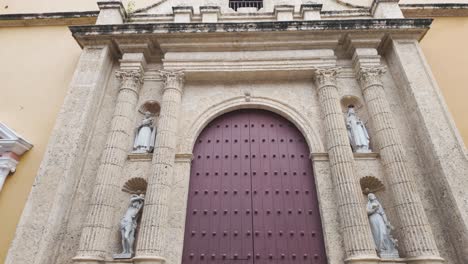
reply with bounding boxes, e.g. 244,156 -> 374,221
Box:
183,109 -> 326,264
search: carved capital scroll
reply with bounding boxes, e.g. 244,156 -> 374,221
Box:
115,70 -> 144,93
357,66 -> 387,90
312,67 -> 341,89
159,70 -> 185,93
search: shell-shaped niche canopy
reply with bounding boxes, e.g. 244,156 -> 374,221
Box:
360,176 -> 385,195
341,95 -> 364,113
139,100 -> 161,116
122,177 -> 148,195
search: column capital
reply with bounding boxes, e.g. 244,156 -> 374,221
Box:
312,67 -> 341,88
115,69 -> 144,92
159,70 -> 185,93
357,66 -> 387,89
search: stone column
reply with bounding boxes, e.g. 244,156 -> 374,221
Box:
354,63 -> 444,263
313,68 -> 378,263
134,70 -> 185,264
74,53 -> 146,263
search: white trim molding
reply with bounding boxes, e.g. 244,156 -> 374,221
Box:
0,123 -> 33,192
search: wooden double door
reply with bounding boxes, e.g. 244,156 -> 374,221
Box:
182,109 -> 326,264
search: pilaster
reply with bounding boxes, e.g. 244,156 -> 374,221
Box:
313,67 -> 379,264
6,45 -> 114,264
96,0 -> 126,25
387,38 -> 468,264
74,53 -> 145,263
353,47 -> 444,263
200,6 -> 220,23
172,6 -> 193,23
134,70 -> 185,264
371,0 -> 403,19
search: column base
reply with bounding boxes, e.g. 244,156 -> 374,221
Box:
406,256 -> 445,264
345,255 -> 381,264
72,256 -> 105,264
133,256 -> 166,264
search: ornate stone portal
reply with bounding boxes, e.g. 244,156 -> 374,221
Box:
5,2 -> 468,264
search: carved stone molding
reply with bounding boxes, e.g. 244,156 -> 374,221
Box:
312,67 -> 341,88
357,66 -> 387,89
0,123 -> 32,192
159,70 -> 185,93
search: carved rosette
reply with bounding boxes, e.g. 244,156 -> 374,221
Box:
159,70 -> 185,93
357,66 -> 387,90
115,70 -> 144,92
313,67 -> 341,88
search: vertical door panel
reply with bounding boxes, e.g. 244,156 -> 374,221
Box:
183,109 -> 326,264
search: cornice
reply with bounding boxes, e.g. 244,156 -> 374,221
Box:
0,123 -> 33,156
70,19 -> 432,37
69,19 -> 432,57
400,3 -> 468,17
0,11 -> 98,27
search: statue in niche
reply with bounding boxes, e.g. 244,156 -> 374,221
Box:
133,111 -> 156,153
346,105 -> 371,153
367,193 -> 399,259
114,194 -> 145,259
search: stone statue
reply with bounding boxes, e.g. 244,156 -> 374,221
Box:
114,194 -> 145,259
367,193 -> 399,259
346,106 -> 371,153
133,112 -> 156,153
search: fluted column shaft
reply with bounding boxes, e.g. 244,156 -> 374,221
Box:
75,62 -> 144,261
357,66 -> 441,259
314,68 -> 377,262
135,71 -> 185,262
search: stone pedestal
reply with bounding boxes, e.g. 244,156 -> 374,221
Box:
134,71 -> 185,264
74,53 -> 146,262
313,68 -> 379,263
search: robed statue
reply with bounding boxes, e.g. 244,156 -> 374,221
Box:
346,106 -> 371,153
367,193 -> 399,259
133,112 -> 156,153
114,194 -> 145,259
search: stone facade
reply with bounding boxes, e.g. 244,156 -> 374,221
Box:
5,1 -> 468,264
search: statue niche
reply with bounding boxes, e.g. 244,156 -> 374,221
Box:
346,105 -> 371,153
367,193 -> 399,259
114,178 -> 148,259
132,111 -> 156,154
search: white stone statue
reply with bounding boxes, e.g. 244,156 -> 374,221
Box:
367,193 -> 399,259
346,106 -> 371,153
114,194 -> 145,259
133,112 -> 156,153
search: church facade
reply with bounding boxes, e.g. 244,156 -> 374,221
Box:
3,1 -> 468,264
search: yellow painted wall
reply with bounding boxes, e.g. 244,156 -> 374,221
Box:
0,26 -> 82,263
420,17 -> 468,146
0,0 -> 157,14
0,6 -> 467,264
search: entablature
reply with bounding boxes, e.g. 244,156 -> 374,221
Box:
70,18 -> 431,78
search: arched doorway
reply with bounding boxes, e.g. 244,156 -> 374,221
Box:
182,109 -> 326,264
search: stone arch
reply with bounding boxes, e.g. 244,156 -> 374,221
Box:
180,96 -> 324,154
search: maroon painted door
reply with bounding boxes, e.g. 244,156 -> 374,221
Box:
182,109 -> 327,264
